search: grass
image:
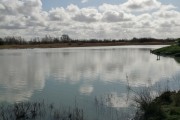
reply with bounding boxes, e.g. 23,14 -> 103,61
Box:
134,90 -> 180,120
0,101 -> 84,120
0,91 -> 180,120
0,95 -> 134,120
133,89 -> 166,120
152,45 -> 180,56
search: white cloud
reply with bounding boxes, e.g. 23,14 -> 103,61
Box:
81,0 -> 88,3
98,3 -> 121,12
160,4 -> 176,11
122,0 -> 161,12
0,0 -> 47,29
102,10 -> 134,22
0,3 -> 5,10
66,4 -> 79,13
0,0 -> 180,39
72,8 -> 102,23
49,7 -> 69,21
153,10 -> 180,18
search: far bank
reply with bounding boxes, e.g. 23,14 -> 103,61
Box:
0,42 -> 173,49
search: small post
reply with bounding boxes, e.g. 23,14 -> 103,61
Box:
157,55 -> 160,60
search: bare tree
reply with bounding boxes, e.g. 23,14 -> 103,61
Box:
61,34 -> 71,42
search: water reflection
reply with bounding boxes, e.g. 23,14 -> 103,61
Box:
0,52 -> 45,102
0,46 -> 179,106
79,85 -> 94,95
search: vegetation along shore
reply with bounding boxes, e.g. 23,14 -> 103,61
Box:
0,35 -> 177,49
134,90 -> 180,120
152,39 -> 180,57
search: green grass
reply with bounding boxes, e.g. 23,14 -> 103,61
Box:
152,45 -> 180,56
160,91 -> 180,120
134,91 -> 180,120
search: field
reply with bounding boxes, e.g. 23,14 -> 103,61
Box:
152,45 -> 180,57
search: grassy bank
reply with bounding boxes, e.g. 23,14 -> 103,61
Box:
134,90 -> 180,120
152,45 -> 180,57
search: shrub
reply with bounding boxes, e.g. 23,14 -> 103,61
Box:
155,91 -> 173,105
178,40 -> 180,46
134,90 -> 165,120
174,91 -> 180,107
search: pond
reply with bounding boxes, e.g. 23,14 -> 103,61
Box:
0,45 -> 180,120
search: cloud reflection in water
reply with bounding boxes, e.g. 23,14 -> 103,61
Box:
0,46 -> 179,104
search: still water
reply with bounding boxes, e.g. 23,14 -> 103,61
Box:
0,45 -> 180,119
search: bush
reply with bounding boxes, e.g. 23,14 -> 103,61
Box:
174,91 -> 180,106
134,90 -> 165,120
178,40 -> 180,46
156,91 -> 173,105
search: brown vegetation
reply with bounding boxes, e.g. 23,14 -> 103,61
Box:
0,41 -> 174,49
0,35 -> 176,49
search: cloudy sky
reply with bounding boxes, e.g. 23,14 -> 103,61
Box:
0,0 -> 180,40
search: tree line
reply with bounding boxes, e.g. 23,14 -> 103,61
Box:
0,34 -> 178,45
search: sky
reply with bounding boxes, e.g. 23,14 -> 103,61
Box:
0,0 -> 180,40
